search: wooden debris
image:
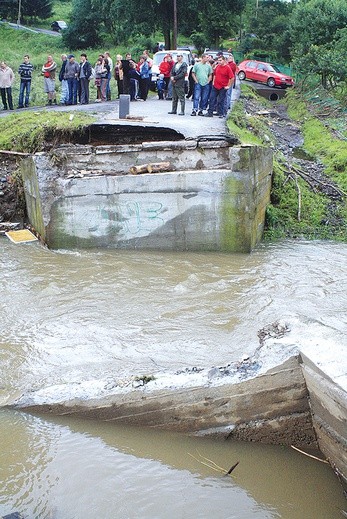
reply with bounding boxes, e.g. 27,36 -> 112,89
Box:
291,445 -> 329,464
188,450 -> 239,477
293,171 -> 302,222
148,162 -> 171,173
129,164 -> 149,175
126,115 -> 145,121
0,149 -> 31,156
66,169 -> 103,178
129,161 -> 171,175
278,158 -> 346,200
226,461 -> 240,475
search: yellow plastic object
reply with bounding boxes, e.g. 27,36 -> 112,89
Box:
5,229 -> 38,244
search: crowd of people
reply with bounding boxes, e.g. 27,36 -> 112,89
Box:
0,49 -> 237,118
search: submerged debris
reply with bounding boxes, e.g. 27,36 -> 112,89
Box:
188,450 -> 240,477
257,320 -> 291,347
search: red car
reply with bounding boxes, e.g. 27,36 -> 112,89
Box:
237,60 -> 294,88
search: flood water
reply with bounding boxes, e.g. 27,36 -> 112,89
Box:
1,239 -> 347,518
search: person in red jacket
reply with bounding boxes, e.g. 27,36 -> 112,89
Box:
42,55 -> 57,106
227,54 -> 237,83
159,54 -> 174,99
206,55 -> 234,118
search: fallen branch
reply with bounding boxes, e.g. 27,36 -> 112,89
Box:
291,445 -> 329,464
279,158 -> 346,198
188,450 -> 239,477
293,166 -> 346,197
0,149 -> 31,156
293,171 -> 317,192
293,172 -> 301,222
188,452 -> 224,474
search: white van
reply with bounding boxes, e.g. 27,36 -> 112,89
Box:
150,49 -> 193,91
51,20 -> 68,32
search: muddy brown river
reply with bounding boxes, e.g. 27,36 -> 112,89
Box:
1,238 -> 346,518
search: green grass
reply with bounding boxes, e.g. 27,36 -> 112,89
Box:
264,158 -> 331,240
286,89 -> 347,223
0,111 -> 95,153
227,86 -> 274,145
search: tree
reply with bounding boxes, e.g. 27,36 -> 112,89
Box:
94,0 -> 176,49
0,0 -> 53,21
22,0 -> 53,19
290,0 -> 347,53
77,0 -> 245,50
239,0 -> 295,62
62,0 -> 102,49
293,28 -> 347,88
290,0 -> 347,86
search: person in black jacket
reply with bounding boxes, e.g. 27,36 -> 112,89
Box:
79,53 -> 92,104
17,54 -> 33,108
121,53 -> 132,95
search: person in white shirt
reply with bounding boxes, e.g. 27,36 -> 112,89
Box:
0,61 -> 14,110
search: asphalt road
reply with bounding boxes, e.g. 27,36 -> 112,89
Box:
0,20 -> 61,36
0,84 -> 242,140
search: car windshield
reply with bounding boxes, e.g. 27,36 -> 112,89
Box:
208,52 -> 231,60
268,64 -> 280,73
153,52 -> 189,65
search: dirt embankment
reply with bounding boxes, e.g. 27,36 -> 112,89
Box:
246,98 -> 345,225
0,154 -> 26,228
245,98 -> 344,199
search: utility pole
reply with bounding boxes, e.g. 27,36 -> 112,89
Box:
173,0 -> 177,49
17,0 -> 22,25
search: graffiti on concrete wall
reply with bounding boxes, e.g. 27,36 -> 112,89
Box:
101,201 -> 165,235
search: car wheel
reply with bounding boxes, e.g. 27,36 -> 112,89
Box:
238,71 -> 246,80
267,77 -> 276,88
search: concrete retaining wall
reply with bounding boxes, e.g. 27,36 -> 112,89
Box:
20,139 -> 272,252
299,345 -> 347,484
13,357 -> 316,448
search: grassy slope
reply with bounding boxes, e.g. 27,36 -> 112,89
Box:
228,86 -> 347,241
0,111 -> 95,153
